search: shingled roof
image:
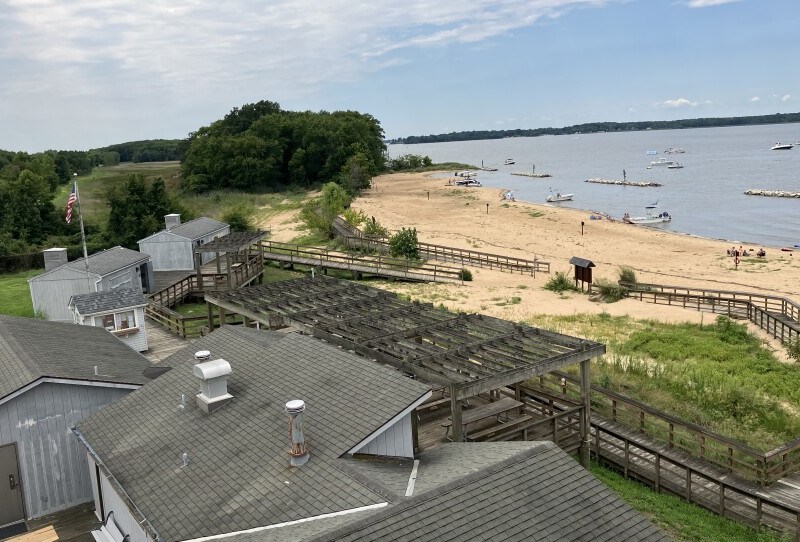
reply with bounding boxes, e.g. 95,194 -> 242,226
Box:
75,326 -> 431,541
139,216 -> 228,243
29,246 -> 149,280
0,315 -> 152,400
69,287 -> 148,316
225,442 -> 670,542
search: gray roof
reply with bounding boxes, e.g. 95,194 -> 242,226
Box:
569,256 -> 596,268
70,288 -> 148,316
76,326 -> 431,542
0,315 -> 152,400
228,442 -> 669,542
30,246 -> 149,281
142,217 -> 228,242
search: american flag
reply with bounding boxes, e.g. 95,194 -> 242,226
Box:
65,182 -> 77,224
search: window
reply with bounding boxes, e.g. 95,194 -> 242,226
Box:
93,311 -> 136,332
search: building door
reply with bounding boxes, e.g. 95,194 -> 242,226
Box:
0,443 -> 25,526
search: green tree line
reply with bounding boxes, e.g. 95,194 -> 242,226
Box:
390,112 -> 800,144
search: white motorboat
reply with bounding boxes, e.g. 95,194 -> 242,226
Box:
667,162 -> 684,169
771,143 -> 793,150
504,158 -> 515,165
649,157 -> 675,166
623,203 -> 671,225
546,190 -> 574,202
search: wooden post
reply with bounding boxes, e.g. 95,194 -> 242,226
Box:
579,358 -> 591,467
450,384 -> 463,442
226,251 -> 233,289
218,305 -> 226,328
195,252 -> 204,292
206,300 -> 215,331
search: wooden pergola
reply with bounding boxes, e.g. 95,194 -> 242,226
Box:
204,275 -> 606,465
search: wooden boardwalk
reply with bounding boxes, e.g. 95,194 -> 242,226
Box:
21,503 -> 98,542
143,321 -> 192,363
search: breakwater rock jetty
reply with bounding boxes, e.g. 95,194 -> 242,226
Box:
744,189 -> 800,198
511,171 -> 552,178
585,178 -> 663,187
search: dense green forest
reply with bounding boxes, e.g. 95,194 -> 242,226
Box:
0,100 -> 387,267
390,112 -> 800,144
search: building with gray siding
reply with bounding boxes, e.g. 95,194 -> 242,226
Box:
0,316 -> 152,524
28,246 -> 152,322
69,288 -> 150,352
138,215 -> 229,272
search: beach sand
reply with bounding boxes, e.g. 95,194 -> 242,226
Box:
264,171 -> 799,357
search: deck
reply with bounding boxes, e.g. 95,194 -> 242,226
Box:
14,504 -> 98,542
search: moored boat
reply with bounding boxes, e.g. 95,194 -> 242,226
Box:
623,203 -> 672,224
667,162 -> 684,169
649,157 -> 675,166
504,158 -> 515,165
546,190 -> 574,202
771,143 -> 793,150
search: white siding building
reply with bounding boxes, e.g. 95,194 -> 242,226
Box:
138,215 -> 229,272
69,288 -> 150,352
28,247 -> 152,322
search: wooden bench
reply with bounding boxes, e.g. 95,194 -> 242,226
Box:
91,512 -> 129,542
7,526 -> 58,542
466,414 -> 536,442
441,397 -> 523,440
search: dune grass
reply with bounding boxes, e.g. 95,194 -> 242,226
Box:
527,313 -> 800,449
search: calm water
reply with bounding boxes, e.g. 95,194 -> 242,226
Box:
389,124 -> 800,248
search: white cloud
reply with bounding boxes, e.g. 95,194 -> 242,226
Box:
750,96 -> 760,102
659,98 -> 698,108
782,94 -> 792,102
686,0 -> 741,7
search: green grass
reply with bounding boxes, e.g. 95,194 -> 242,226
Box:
0,269 -> 39,317
526,313 -> 800,449
590,462 -> 790,541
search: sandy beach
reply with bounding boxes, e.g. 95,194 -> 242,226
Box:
265,171 -> 799,355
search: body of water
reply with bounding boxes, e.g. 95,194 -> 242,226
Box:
389,124 -> 800,249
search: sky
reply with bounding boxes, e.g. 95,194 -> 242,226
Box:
1,0 -> 798,152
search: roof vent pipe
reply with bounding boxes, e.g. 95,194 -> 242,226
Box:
286,400 -> 310,467
182,452 -> 189,467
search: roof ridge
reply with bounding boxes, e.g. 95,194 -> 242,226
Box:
308,442 -> 556,541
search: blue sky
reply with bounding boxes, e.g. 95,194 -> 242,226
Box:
1,0 -> 798,152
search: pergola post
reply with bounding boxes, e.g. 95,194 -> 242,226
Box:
206,300 -> 215,331
226,251 -> 232,289
580,358 -> 591,467
195,251 -> 204,292
450,383 -> 463,442
218,305 -> 226,328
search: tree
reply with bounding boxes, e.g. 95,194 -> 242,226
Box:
106,175 -> 177,249
389,228 -> 420,260
299,182 -> 352,238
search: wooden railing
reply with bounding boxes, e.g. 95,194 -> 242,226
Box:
531,371 -> 800,485
145,303 -> 242,338
343,236 -> 550,275
258,240 -> 466,283
622,281 -> 800,344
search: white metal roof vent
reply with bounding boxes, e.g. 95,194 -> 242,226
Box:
194,350 -> 211,361
286,400 -> 310,467
193,358 -> 233,414
165,213 -> 181,230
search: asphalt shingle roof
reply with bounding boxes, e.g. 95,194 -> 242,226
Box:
30,246 -> 149,280
0,315 -> 152,400
228,442 -> 669,542
164,217 -> 228,241
70,288 -> 148,316
76,326 -> 431,542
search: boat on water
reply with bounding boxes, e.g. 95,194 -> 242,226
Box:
771,143 -> 793,150
667,162 -> 684,169
649,157 -> 675,167
504,158 -> 515,165
449,178 -> 482,187
546,190 -> 574,202
623,203 -> 672,225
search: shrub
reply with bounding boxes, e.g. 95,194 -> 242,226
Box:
594,278 -> 628,302
459,268 -> 473,281
618,266 -> 637,284
221,204 -> 254,232
362,216 -> 389,238
389,227 -> 420,259
789,337 -> 800,363
544,271 -> 577,293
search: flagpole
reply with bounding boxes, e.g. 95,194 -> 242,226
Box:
73,174 -> 91,280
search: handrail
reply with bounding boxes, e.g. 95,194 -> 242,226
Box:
531,371 -> 800,484
342,236 -> 551,274
258,240 -> 466,282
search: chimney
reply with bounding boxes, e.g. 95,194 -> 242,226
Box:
43,248 -> 68,271
192,356 -> 233,414
165,213 -> 181,230
286,400 -> 310,467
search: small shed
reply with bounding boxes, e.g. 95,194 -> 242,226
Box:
138,215 -> 229,272
28,246 -> 152,322
569,256 -> 596,292
69,288 -> 150,352
0,316 -> 151,522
